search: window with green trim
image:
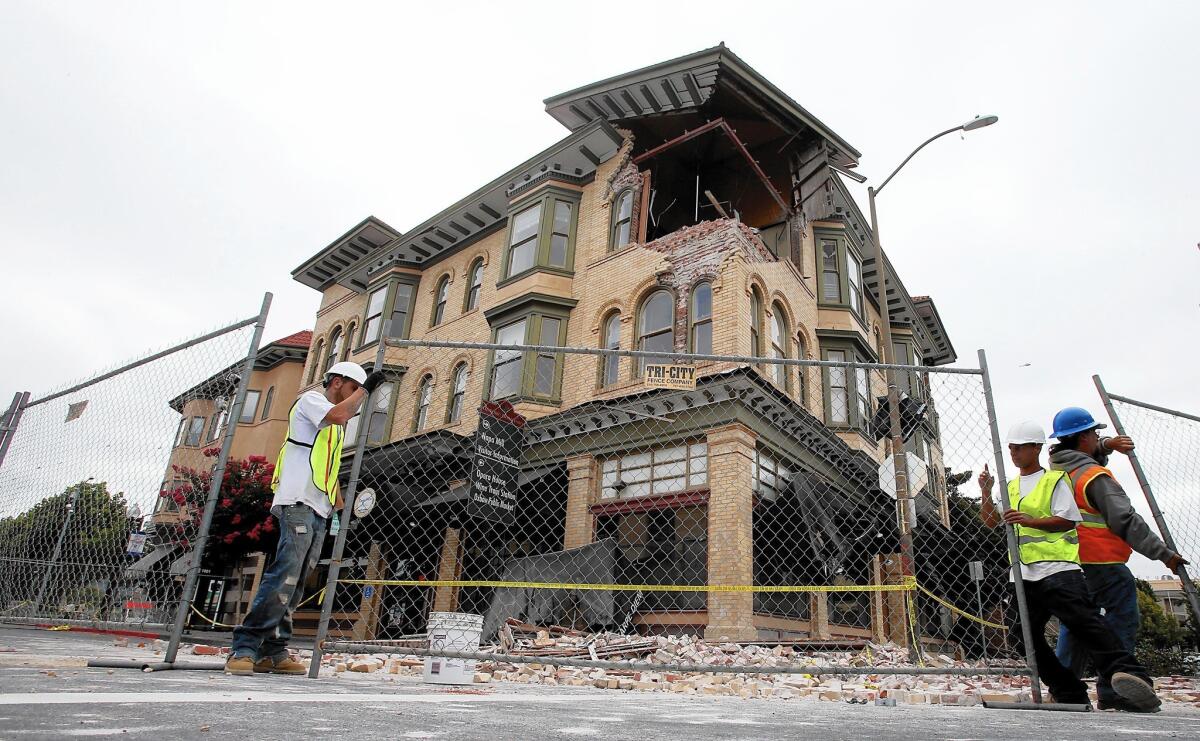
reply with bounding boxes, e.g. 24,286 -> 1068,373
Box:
345,380 -> 397,448
413,375 -> 433,431
360,279 -> 418,347
636,290 -> 674,375
447,362 -> 469,423
769,304 -> 791,392
822,347 -> 873,433
501,188 -> 580,281
690,283 -> 712,355
431,275 -> 450,327
817,230 -> 866,320
487,312 -> 568,403
464,259 -> 484,312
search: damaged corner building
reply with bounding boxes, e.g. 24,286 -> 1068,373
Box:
277,45 -> 961,646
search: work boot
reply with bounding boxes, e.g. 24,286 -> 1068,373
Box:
1110,672 -> 1162,712
253,654 -> 307,675
1098,697 -> 1160,713
224,655 -> 255,676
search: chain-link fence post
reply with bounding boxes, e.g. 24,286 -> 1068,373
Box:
164,292 -> 273,663
0,392 -> 30,471
1094,374 -> 1200,629
306,323 -> 389,678
978,349 -> 1042,703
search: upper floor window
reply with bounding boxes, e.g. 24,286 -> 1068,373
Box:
749,287 -> 763,358
825,349 -> 850,426
324,328 -> 342,375
821,240 -> 841,302
490,319 -> 526,401
174,418 -> 187,448
309,340 -> 324,384
414,375 -> 433,432
637,290 -> 674,374
770,306 -> 791,391
501,189 -> 580,281
600,441 -> 708,499
488,312 -> 567,402
184,416 -> 205,447
343,323 -> 357,362
260,386 -> 275,421
205,410 -> 222,443
447,363 -> 469,423
690,282 -> 712,355
431,276 -> 450,327
600,312 -> 621,387
817,231 -> 865,319
796,335 -> 809,402
345,380 -> 396,447
239,390 -> 261,424
362,280 -> 417,346
464,259 -> 484,312
610,189 -> 633,251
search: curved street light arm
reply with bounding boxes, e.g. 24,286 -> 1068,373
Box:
874,125 -> 965,196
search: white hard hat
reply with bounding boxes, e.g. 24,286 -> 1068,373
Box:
1006,420 -> 1046,445
325,361 -> 367,385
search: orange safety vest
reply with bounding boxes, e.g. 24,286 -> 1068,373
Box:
1069,463 -> 1133,564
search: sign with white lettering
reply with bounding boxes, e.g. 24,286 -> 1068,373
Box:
467,402 -> 527,525
642,364 -> 697,390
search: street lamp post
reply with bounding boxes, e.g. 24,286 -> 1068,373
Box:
863,115 -> 996,659
33,478 -> 89,612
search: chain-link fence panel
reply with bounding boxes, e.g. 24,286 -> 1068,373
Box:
308,340 -> 1028,680
1094,376 -> 1200,628
0,315 -> 261,632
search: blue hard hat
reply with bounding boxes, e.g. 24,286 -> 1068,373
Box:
1051,407 -> 1107,439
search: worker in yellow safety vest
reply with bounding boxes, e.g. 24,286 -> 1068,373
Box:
1047,406 -> 1188,711
226,361 -> 384,676
978,421 -> 1160,711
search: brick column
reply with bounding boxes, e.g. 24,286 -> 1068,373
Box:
879,553 -> 910,646
563,455 -> 596,550
704,423 -> 757,641
432,528 -> 461,612
810,592 -> 831,640
352,542 -> 385,640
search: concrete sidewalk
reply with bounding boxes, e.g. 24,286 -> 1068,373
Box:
1,626 -> 1198,740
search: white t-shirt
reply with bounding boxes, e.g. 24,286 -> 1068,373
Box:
272,389 -> 337,518
1009,470 -> 1082,582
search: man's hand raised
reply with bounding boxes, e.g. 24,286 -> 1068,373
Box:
363,370 -> 386,394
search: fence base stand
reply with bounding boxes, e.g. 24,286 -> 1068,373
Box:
983,701 -> 1092,712
86,659 -> 224,672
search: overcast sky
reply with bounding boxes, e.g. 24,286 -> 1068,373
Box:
2,2 -> 1196,573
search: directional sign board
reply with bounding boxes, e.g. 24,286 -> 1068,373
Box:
467,401 -> 527,525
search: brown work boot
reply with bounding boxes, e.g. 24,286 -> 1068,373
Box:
253,654 -> 307,675
224,655 -> 255,676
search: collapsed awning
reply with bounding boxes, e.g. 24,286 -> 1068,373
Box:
125,546 -> 178,578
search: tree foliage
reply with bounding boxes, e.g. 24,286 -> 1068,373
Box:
160,448 -> 278,569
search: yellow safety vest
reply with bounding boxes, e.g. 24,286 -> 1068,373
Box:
1006,470 -> 1080,566
271,398 -> 344,505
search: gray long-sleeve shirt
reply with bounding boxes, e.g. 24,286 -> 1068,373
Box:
1049,446 -> 1175,562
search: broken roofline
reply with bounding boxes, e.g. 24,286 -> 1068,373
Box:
166,335 -> 310,412
543,44 -> 861,165
291,120 -> 625,292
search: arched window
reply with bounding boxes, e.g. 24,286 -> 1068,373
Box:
690,282 -> 712,355
343,323 -> 357,361
749,287 -> 764,358
796,333 -> 809,402
309,340 -> 324,384
610,190 -> 633,251
464,259 -> 484,312
600,312 -> 621,387
770,304 -> 791,391
260,386 -> 275,421
447,363 -> 469,424
324,328 -> 342,375
637,290 -> 674,374
431,276 -> 450,327
414,375 -> 433,431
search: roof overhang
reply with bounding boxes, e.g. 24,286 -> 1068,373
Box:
544,44 -> 860,167
293,120 -> 624,294
913,297 -> 957,366
292,216 -> 403,292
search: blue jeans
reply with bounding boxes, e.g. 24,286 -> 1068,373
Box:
230,504 -> 327,660
1056,563 -> 1140,703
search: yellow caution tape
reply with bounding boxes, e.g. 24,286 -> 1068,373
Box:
914,583 -> 1008,631
188,588 -> 326,629
337,577 -> 920,594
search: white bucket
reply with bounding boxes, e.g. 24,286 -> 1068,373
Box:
423,611 -> 484,685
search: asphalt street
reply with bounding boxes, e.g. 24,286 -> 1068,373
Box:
1,626 -> 1198,740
